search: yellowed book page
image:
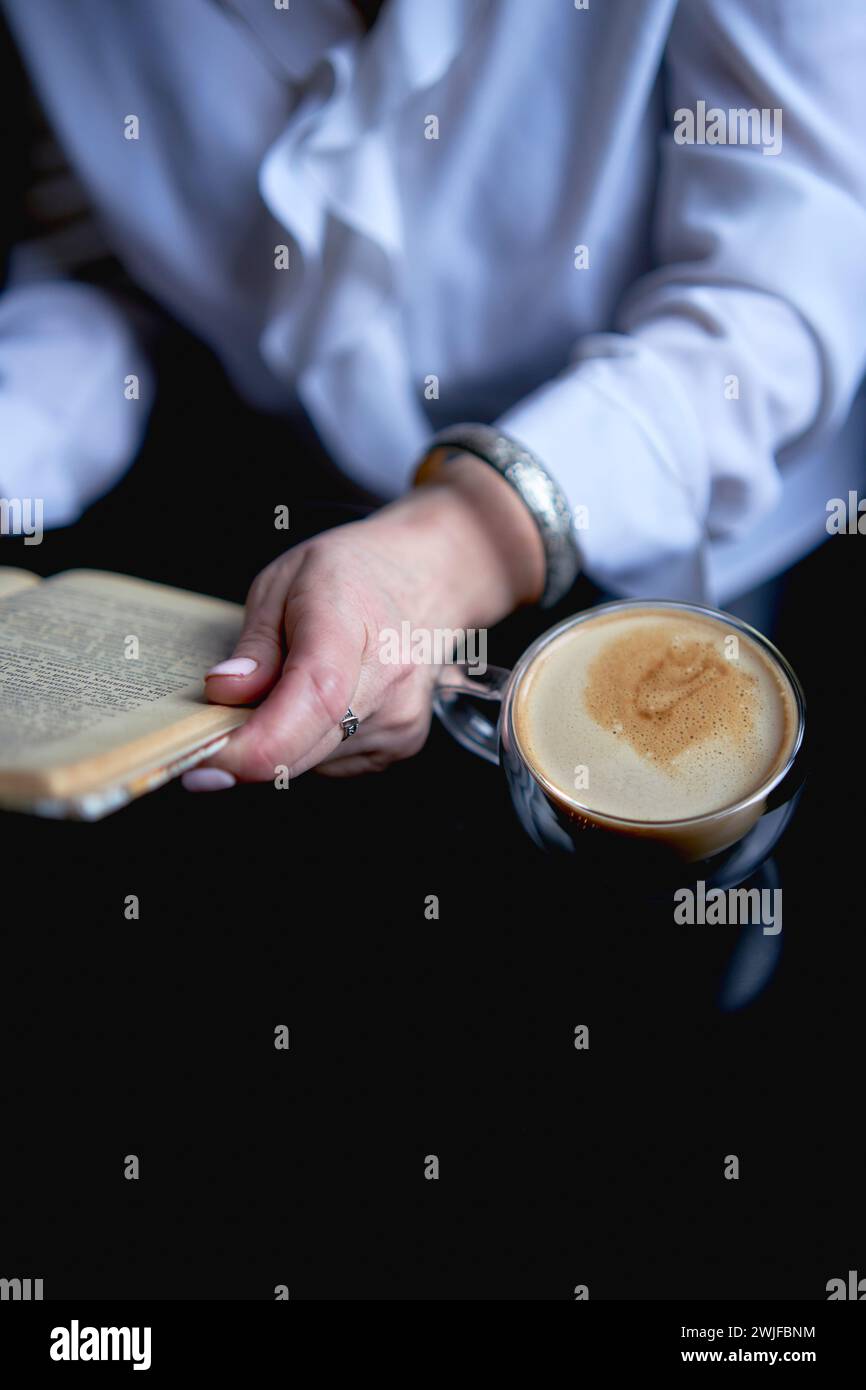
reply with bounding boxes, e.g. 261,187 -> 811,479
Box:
0,567 -> 42,599
0,569 -> 252,806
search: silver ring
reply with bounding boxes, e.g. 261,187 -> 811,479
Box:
340,708 -> 360,741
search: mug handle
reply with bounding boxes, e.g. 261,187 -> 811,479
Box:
433,664 -> 512,766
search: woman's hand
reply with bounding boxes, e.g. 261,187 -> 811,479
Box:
182,454 -> 545,788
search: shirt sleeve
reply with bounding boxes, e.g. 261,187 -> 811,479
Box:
0,280 -> 154,528
497,0 -> 866,591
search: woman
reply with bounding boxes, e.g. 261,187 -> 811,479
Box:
2,0 -> 865,787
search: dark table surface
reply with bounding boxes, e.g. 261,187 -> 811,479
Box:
1,328 -> 862,1301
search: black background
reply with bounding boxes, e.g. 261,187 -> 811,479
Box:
1,326 -> 863,1303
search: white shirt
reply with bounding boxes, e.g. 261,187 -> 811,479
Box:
3,0 -> 866,601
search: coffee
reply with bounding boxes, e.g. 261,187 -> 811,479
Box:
514,607 -> 798,824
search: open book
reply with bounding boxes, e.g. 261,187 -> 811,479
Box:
0,567 -> 251,819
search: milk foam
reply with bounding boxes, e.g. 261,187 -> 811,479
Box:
515,610 -> 797,822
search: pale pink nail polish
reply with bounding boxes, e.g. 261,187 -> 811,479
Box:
182,768 -> 236,792
205,657 -> 258,678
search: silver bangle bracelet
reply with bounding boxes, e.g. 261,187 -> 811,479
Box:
413,422 -> 581,608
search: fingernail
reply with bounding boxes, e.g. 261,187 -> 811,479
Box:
182,768 -> 237,792
205,657 -> 258,678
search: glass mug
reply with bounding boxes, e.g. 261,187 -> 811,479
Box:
434,599 -> 807,889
